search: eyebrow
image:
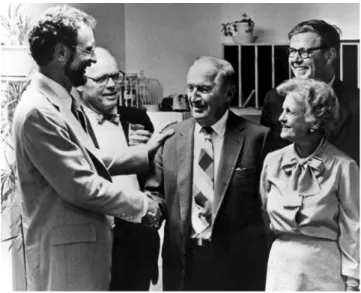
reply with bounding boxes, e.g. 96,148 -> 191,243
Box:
94,71 -> 119,79
85,45 -> 95,52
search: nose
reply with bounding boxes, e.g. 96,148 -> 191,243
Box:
278,110 -> 286,123
90,53 -> 97,64
289,52 -> 303,64
106,77 -> 116,88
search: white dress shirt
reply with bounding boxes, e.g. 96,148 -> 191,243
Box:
83,106 -> 141,193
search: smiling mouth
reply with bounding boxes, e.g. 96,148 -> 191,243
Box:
192,104 -> 207,112
293,67 -> 307,71
103,93 -> 117,97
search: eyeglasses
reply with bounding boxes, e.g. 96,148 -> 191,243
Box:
72,45 -> 96,56
86,70 -> 125,85
288,46 -> 326,59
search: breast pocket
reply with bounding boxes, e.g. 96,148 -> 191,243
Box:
231,166 -> 261,219
233,166 -> 257,185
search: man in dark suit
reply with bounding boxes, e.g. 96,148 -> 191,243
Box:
78,47 -> 160,291
145,56 -> 271,291
261,19 -> 359,164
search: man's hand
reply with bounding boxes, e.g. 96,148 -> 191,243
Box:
129,129 -> 152,146
141,199 -> 162,228
146,129 -> 175,159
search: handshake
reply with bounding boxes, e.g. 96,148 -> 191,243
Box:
141,197 -> 163,229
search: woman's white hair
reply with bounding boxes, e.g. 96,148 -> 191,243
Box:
277,78 -> 339,137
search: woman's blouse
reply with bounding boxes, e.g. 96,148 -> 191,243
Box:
260,138 -> 359,280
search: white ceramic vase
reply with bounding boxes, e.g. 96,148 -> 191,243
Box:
233,22 -> 255,44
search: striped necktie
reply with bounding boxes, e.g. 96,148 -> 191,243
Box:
193,126 -> 214,235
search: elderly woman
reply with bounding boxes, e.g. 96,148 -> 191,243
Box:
260,78 -> 359,291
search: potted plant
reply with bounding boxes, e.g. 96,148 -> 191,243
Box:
1,3 -> 36,77
1,78 -> 29,290
1,3 -> 34,289
221,13 -> 257,44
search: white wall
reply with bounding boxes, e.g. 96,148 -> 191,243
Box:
21,3 -> 361,97
125,3 -> 359,96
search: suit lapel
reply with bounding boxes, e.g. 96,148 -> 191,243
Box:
35,76 -> 107,174
177,119 -> 195,241
121,120 -> 130,144
213,111 -> 245,221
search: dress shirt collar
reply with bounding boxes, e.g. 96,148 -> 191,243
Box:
194,109 -> 229,138
36,71 -> 73,110
83,104 -> 120,125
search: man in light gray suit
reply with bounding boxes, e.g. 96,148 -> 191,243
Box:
12,5 -> 172,291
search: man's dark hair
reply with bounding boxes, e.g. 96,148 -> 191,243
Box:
28,5 -> 96,66
288,19 -> 342,58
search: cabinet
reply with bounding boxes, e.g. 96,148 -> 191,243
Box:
223,41 -> 359,109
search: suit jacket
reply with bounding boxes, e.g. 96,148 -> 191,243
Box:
260,79 -> 360,164
110,106 -> 160,285
12,73 -> 150,291
145,111 -> 271,291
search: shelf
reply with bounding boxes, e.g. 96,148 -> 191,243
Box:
223,41 -> 360,108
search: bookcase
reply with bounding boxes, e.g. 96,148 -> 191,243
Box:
223,41 -> 359,109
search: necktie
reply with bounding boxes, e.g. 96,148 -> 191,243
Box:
97,113 -> 120,125
193,126 -> 214,235
71,99 -> 99,149
71,99 -> 88,133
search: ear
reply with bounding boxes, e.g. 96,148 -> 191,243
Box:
226,85 -> 236,104
325,47 -> 337,66
309,125 -> 319,133
54,43 -> 71,63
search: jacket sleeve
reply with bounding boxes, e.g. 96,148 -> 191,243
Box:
102,144 -> 150,176
143,110 -> 155,133
144,143 -> 167,220
22,106 -> 148,223
338,159 -> 360,281
260,90 -> 273,128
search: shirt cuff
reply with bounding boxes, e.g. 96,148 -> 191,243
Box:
142,195 -> 149,218
346,276 -> 359,288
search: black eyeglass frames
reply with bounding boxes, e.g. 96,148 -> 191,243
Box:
287,46 -> 326,59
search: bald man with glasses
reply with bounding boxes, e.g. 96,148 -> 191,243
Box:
77,46 -> 160,291
261,19 -> 359,164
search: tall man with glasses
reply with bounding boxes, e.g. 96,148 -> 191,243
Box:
261,19 -> 359,164
77,47 -> 160,291
12,5 -> 173,290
